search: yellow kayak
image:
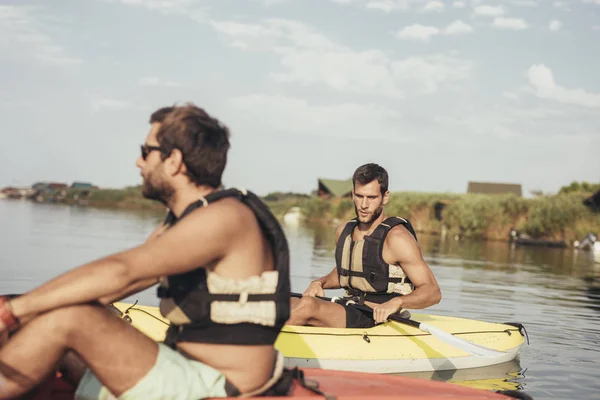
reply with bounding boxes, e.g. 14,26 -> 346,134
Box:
111,302 -> 525,375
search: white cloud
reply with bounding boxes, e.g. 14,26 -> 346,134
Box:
104,0 -> 203,13
396,24 -> 440,40
328,0 -> 412,12
510,0 -> 539,6
229,94 -> 406,140
365,0 -> 411,12
593,25 -> 600,30
527,64 -> 600,108
582,0 -> 600,5
391,54 -> 472,93
549,20 -> 562,31
103,0 -> 206,21
503,91 -> 519,99
553,1 -> 570,9
493,17 -> 529,30
396,20 -> 473,40
0,5 -> 82,66
138,76 -> 182,87
422,1 -> 445,12
453,1 -> 466,8
212,19 -> 472,96
90,97 -> 134,113
473,5 -> 505,17
445,20 -> 474,35
252,0 -> 292,5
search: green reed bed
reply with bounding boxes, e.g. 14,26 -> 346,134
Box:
41,186 -> 599,245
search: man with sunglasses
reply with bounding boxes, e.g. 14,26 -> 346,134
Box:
0,104 -> 291,399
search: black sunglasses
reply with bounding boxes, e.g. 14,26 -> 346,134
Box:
140,144 -> 162,160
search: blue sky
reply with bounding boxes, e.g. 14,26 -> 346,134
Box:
1,0 -> 599,196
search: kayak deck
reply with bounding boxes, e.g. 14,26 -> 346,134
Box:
112,303 -> 525,373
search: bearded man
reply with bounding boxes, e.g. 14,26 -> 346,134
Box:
288,163 -> 441,328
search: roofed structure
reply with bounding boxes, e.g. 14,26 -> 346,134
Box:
71,182 -> 96,189
317,178 -> 353,199
467,181 -> 522,196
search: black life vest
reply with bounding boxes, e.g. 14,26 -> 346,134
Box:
156,188 -> 290,346
335,216 -> 417,302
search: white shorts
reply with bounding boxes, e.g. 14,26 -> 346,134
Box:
74,343 -> 229,400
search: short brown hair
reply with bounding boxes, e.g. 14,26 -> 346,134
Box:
153,104 -> 230,188
352,163 -> 388,194
149,107 -> 175,123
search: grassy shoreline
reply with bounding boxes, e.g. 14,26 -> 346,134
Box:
39,186 -> 600,246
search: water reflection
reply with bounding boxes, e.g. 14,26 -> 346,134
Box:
293,223 -> 600,399
398,359 -> 526,392
2,201 -> 599,399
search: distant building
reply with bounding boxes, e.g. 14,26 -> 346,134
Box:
71,181 -> 96,189
48,183 -> 68,190
31,182 -> 68,191
0,187 -> 34,199
467,181 -> 522,196
317,178 -> 353,199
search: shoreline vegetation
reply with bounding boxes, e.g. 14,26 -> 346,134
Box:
9,184 -> 599,247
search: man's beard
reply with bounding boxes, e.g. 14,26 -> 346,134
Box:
142,172 -> 174,206
354,203 -> 384,224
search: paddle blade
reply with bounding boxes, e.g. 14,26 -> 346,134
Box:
419,323 -> 506,357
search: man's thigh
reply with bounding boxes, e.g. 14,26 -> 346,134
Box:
75,343 -> 230,400
343,305 -> 376,329
64,304 -> 160,397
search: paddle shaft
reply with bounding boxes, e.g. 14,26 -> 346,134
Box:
291,292 -> 420,328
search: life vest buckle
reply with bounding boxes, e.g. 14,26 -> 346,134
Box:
238,291 -> 249,305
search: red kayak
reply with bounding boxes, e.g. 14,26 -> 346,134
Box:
30,368 -> 532,400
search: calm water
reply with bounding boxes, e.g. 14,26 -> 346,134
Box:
1,200 -> 599,399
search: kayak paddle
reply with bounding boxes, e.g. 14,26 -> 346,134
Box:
291,292 -> 506,357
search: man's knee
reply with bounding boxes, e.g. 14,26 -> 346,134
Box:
291,297 -> 322,323
28,303 -> 111,338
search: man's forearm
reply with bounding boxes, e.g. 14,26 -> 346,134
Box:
391,283 -> 441,309
313,268 -> 340,289
10,256 -> 133,322
98,277 -> 159,305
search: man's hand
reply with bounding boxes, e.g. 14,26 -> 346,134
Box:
303,280 -> 325,297
372,298 -> 403,324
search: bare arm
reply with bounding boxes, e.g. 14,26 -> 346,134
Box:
371,226 -> 441,323
7,202 -> 238,324
303,223 -> 345,296
312,267 -> 340,290
98,221 -> 170,305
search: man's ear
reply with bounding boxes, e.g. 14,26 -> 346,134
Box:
165,148 -> 186,176
382,190 -> 390,205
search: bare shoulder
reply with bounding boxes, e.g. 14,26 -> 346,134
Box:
179,197 -> 257,235
387,224 -> 418,245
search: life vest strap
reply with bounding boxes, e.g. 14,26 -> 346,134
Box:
338,269 -> 407,283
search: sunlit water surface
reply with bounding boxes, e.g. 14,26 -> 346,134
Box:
1,200 -> 599,399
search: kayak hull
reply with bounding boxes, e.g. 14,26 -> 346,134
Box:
274,314 -> 525,373
284,345 -> 521,373
32,367 -> 531,400
112,303 -> 525,374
